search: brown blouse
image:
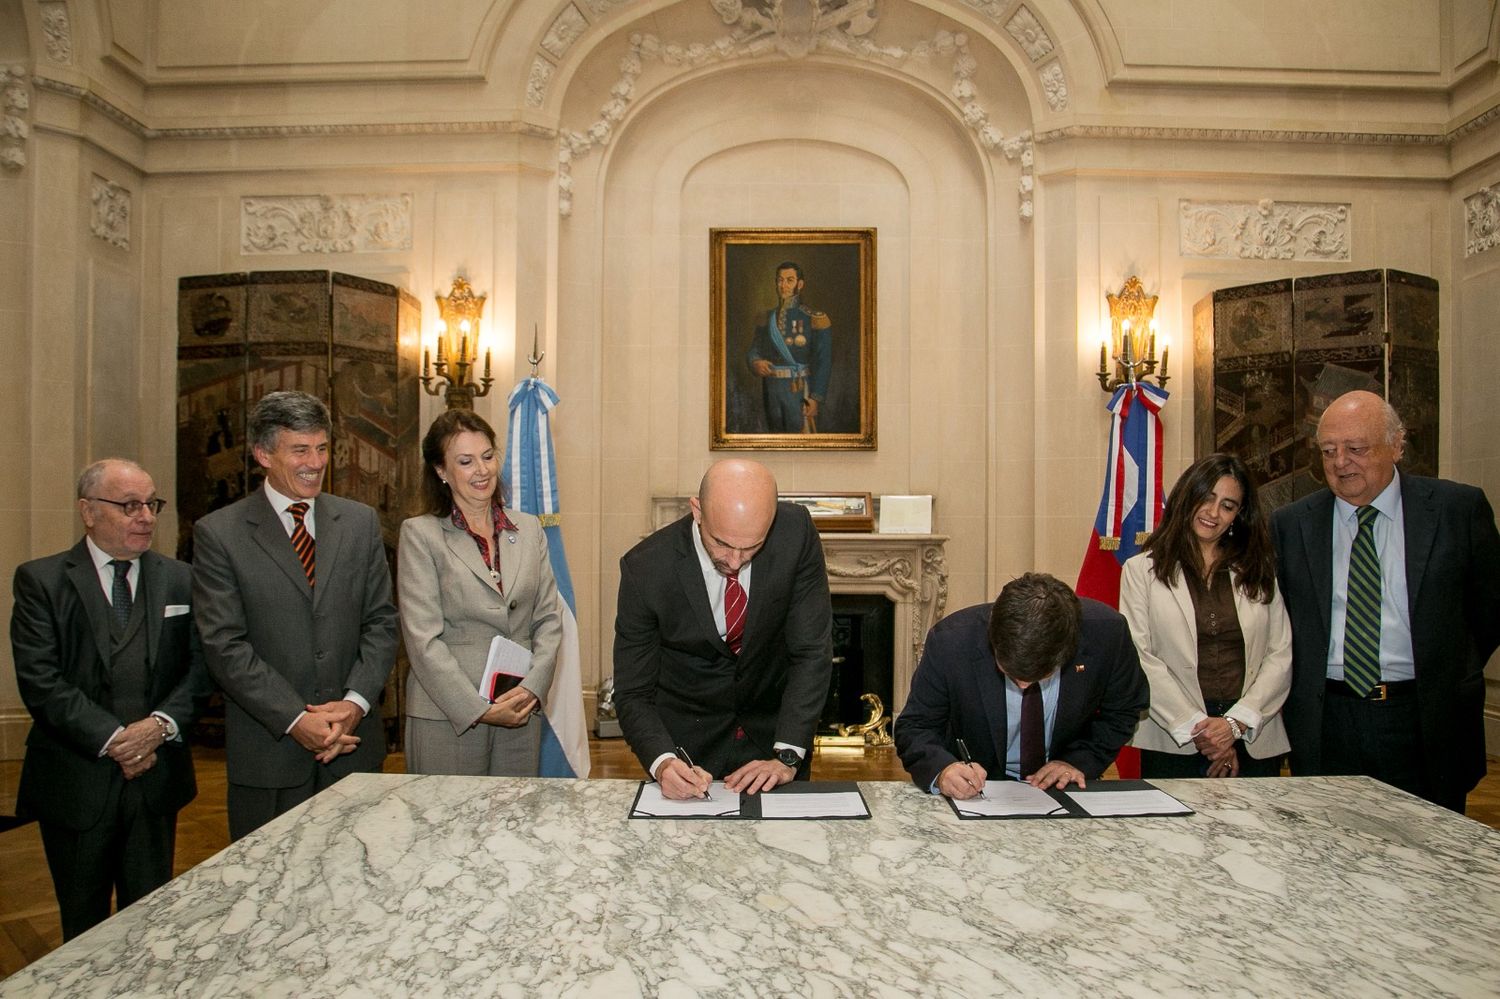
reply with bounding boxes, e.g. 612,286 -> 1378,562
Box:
1184,565 -> 1246,703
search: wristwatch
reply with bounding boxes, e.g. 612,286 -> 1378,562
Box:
775,747 -> 801,769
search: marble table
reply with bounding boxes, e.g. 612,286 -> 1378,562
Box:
5,775 -> 1499,997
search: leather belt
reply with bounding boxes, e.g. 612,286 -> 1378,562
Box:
1325,679 -> 1416,701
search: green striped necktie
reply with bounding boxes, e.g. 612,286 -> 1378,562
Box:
1342,505 -> 1382,696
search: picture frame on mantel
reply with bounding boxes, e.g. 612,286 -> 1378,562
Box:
711,227 -> 876,450
781,492 -> 875,533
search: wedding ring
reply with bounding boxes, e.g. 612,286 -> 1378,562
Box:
134,754 -> 142,762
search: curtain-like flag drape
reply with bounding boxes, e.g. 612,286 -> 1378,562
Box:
1075,382 -> 1169,779
505,376 -> 590,778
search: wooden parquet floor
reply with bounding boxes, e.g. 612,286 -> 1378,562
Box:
2,742 -> 1497,980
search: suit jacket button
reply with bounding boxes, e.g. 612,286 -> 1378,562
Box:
315,650 -> 326,660
509,601 -> 517,611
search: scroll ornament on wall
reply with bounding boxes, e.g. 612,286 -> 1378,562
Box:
1,65 -> 29,171
90,175 -> 130,250
1179,199 -> 1351,261
39,0 -> 72,64
1465,187 -> 1500,257
555,0 -> 1040,221
240,194 -> 414,254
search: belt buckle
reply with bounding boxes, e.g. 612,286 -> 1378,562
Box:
1369,682 -> 1389,702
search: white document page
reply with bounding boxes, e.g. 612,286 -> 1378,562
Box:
952,781 -> 1065,817
758,792 -> 869,819
1063,788 -> 1192,817
632,782 -> 741,817
478,634 -> 532,698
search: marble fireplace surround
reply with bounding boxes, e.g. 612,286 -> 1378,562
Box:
651,498 -> 948,714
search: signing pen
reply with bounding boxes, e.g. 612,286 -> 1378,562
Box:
954,738 -> 987,799
674,745 -> 711,799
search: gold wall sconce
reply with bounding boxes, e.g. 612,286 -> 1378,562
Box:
1096,275 -> 1169,392
423,276 -> 494,410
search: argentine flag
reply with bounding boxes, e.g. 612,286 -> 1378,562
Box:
505,376 -> 590,778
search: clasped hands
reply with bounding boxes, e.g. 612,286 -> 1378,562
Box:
479,686 -> 539,729
291,700 -> 366,764
937,759 -> 1087,800
656,756 -> 795,800
107,717 -> 169,780
1190,716 -> 1240,778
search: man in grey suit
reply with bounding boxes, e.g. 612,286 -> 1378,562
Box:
11,459 -> 211,939
193,391 -> 398,840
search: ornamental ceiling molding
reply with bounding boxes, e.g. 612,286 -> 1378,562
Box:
553,0 -> 1042,220
240,194 -> 414,255
1,66 -> 29,171
1179,199 -> 1350,261
90,174 -> 130,249
1036,124 -> 1449,146
1465,187 -> 1500,258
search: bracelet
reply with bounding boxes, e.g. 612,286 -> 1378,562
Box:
1223,717 -> 1243,741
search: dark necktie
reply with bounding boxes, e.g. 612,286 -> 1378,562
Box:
1342,505 -> 1381,696
724,570 -> 746,655
1019,682 -> 1045,777
109,559 -> 133,629
288,502 -> 316,587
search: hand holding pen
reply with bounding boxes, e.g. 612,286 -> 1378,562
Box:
938,739 -> 988,800
657,746 -> 713,800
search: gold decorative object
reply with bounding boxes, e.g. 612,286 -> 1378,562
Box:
1096,275 -> 1169,392
423,276 -> 494,410
815,692 -> 893,748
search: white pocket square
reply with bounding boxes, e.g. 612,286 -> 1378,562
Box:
164,604 -> 190,618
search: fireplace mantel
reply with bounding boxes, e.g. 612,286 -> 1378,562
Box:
650,498 -> 948,712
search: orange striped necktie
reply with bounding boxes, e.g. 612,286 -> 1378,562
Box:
288,501 -> 316,586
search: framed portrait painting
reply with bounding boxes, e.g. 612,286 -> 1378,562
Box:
710,228 -> 876,450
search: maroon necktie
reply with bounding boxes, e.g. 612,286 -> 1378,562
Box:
1019,683 -> 1044,777
288,501 -> 316,587
724,570 -> 746,655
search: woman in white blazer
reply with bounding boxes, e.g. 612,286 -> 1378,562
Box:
398,409 -> 563,775
1122,453 -> 1291,778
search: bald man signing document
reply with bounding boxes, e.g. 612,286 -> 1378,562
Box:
613,459 -> 833,799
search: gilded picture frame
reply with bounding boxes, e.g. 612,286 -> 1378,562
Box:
710,227 -> 876,450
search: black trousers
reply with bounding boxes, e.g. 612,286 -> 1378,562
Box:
1139,697 -> 1284,779
1319,685 -> 1464,813
38,778 -> 176,941
227,764 -> 344,842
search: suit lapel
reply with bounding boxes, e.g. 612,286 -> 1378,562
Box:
672,519 -> 724,651
248,490 -> 313,600
496,514 -> 522,599
1299,491 -> 1336,637
140,552 -> 165,669
65,541 -> 113,667
312,498 -> 344,611
444,517 -> 502,594
1401,475 -> 1436,617
1167,572 -> 1197,645
976,649 -> 1009,765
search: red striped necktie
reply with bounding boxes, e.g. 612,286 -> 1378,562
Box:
724,570 -> 746,655
288,501 -> 316,586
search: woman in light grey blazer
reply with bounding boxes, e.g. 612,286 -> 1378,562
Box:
398,409 -> 563,775
1122,453 -> 1291,779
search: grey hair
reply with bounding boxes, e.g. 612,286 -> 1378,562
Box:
249,391 -> 331,453
77,458 -> 147,499
1380,399 -> 1406,445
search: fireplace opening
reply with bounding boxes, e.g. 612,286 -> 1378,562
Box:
818,594 -> 895,741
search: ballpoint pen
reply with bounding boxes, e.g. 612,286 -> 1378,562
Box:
954,738 -> 987,799
674,745 -> 711,799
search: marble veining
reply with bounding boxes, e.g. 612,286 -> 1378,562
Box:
4,776 -> 1498,997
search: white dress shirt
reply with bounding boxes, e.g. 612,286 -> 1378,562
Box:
1325,473 -> 1416,682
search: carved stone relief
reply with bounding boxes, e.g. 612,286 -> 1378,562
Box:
1179,199 -> 1351,261
527,57 -> 555,109
542,4 -> 590,59
1038,59 -> 1067,111
557,1 -> 1036,220
1465,187 -> 1500,257
39,1 -> 73,64
1,66 -> 29,171
240,194 -> 414,254
90,175 -> 130,250
581,0 -> 634,14
1004,5 -> 1054,62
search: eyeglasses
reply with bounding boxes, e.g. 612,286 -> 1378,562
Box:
89,496 -> 167,517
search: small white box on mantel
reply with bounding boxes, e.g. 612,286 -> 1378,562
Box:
878,495 -> 932,534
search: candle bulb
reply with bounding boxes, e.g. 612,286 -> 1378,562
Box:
423,348 -> 430,378
460,334 -> 468,365
484,349 -> 492,379
1161,344 -> 1170,379
1099,339 -> 1107,375
1148,331 -> 1156,360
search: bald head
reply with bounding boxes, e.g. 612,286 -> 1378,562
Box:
1315,390 -> 1404,507
691,460 -> 778,576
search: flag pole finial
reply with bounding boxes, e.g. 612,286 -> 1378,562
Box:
529,323 -> 545,378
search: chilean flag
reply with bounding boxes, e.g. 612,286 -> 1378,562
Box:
1075,382 -> 1168,778
505,376 -> 591,778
